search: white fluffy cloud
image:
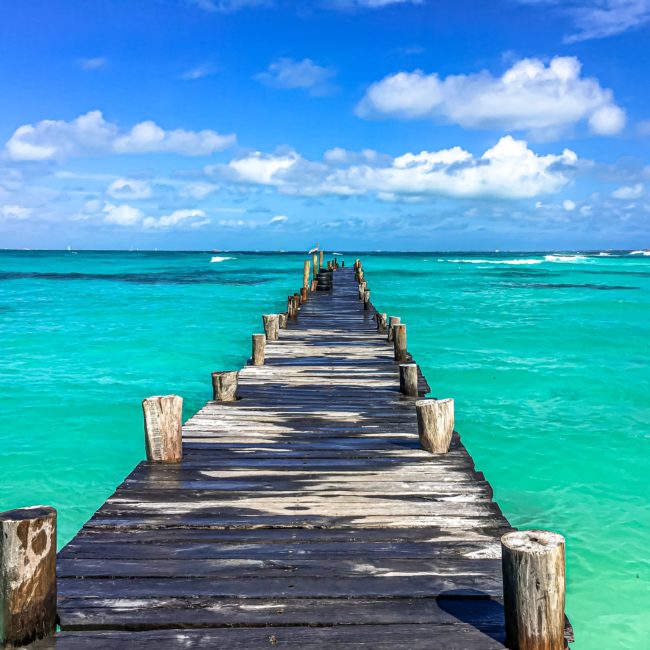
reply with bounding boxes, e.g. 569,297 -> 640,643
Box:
357,56 -> 626,137
107,178 -> 152,200
101,202 -> 209,229
254,58 -> 337,96
4,110 -> 236,162
516,0 -> 650,42
142,209 -> 208,229
1,204 -> 32,220
219,136 -> 578,200
103,203 -> 144,226
612,183 -> 644,199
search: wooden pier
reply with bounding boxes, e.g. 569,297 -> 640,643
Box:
3,258 -> 571,649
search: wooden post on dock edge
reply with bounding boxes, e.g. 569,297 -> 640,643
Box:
387,316 -> 401,342
252,333 -> 266,365
310,279 -> 318,292
319,250 -> 324,271
212,371 -> 239,401
363,290 -> 370,310
415,398 -> 454,453
393,323 -> 407,361
399,363 -> 418,396
313,253 -> 319,277
303,259 -> 310,289
263,314 -> 279,341
376,313 -> 387,333
300,287 -> 308,303
279,313 -> 288,329
501,530 -> 566,650
0,506 -> 57,647
142,395 -> 183,463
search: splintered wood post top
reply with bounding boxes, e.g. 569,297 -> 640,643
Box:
303,259 -> 310,289
251,333 -> 266,366
142,395 -> 183,463
415,397 -> 454,454
387,315 -> 401,341
399,363 -> 418,396
211,371 -> 239,402
262,314 -> 279,341
502,530 -> 566,650
0,506 -> 57,647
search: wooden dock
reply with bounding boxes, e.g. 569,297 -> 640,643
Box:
14,261 -> 570,649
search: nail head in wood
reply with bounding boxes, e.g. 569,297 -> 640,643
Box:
415,397 -> 454,453
399,363 -> 418,396
142,395 -> 183,463
501,530 -> 566,650
252,333 -> 266,366
262,314 -> 279,341
0,506 -> 57,647
211,371 -> 239,402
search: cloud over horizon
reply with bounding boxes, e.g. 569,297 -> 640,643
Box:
212,136 -> 578,200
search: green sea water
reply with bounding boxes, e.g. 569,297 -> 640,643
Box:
1,250 -> 648,649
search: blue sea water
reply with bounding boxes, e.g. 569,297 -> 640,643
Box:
1,250 -> 648,649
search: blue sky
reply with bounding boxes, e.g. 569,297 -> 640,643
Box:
0,0 -> 649,250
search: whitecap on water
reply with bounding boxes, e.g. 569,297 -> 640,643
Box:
544,254 -> 587,263
210,256 -> 235,263
444,258 -> 543,265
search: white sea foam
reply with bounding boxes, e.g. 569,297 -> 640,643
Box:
629,250 -> 650,256
444,258 -> 543,265
544,255 -> 587,263
210,256 -> 235,263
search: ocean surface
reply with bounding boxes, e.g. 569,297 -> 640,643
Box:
1,250 -> 648,649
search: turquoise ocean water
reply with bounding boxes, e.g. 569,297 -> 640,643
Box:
1,250 -> 648,649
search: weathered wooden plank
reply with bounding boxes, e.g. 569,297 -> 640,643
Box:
56,597 -> 505,631
32,624 -> 506,649
57,574 -> 504,598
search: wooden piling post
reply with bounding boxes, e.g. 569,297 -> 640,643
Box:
341,260 -> 345,268
310,279 -> 318,292
415,398 -> 454,453
387,316 -> 401,342
142,395 -> 183,463
313,253 -> 319,277
399,363 -> 418,396
0,506 -> 57,647
358,281 -> 367,299
300,287 -> 308,303
293,293 -> 301,314
303,259 -> 310,289
363,290 -> 370,310
501,530 -> 566,650
393,323 -> 407,361
279,313 -> 288,329
262,314 -> 279,341
211,371 -> 239,401
319,250 -> 324,271
376,313 -> 388,333
252,333 -> 266,366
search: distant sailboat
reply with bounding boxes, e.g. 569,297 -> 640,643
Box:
67,244 -> 78,254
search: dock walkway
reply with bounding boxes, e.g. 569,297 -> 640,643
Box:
42,266 -> 513,648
